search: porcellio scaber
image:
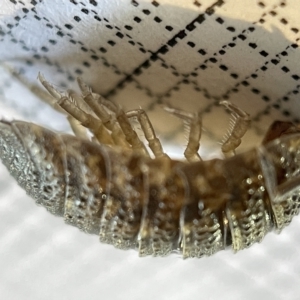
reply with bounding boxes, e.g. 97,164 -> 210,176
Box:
1,75 -> 300,259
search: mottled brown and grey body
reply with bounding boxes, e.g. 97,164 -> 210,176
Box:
1,119 -> 300,258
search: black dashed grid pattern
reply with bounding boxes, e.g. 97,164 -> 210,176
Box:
0,0 -> 300,154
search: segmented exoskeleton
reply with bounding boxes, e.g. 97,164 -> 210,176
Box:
1,75 -> 300,258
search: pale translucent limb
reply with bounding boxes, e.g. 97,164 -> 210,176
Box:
164,107 -> 202,162
77,77 -> 129,148
78,77 -> 151,154
67,116 -> 89,140
116,108 -> 150,157
38,74 -> 113,145
219,101 -> 251,157
126,109 -> 169,159
57,96 -> 114,145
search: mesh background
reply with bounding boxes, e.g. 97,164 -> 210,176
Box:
1,0 -> 300,299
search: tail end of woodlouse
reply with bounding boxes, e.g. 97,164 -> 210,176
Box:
0,120 -> 67,216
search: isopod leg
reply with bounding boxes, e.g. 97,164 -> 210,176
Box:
164,107 -> 202,162
67,116 -> 89,140
77,78 -> 130,149
219,101 -> 251,157
38,74 -> 114,145
126,109 -> 169,158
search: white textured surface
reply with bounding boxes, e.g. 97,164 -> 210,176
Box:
1,0 -> 300,299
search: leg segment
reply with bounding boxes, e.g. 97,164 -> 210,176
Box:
220,101 -> 251,156
164,106 -> 202,162
126,109 -> 169,158
77,77 -> 147,151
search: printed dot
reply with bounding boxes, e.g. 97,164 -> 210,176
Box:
165,25 -> 173,31
196,14 -> 205,24
292,43 -> 299,48
94,16 -> 101,21
128,41 -> 135,45
209,58 -> 217,63
280,18 -> 288,25
251,74 -> 258,78
292,74 -> 299,80
261,66 -> 268,71
219,65 -> 228,71
252,88 -> 260,94
65,24 -> 73,30
22,8 -> 29,13
168,39 -> 177,47
125,25 -> 132,30
57,31 -> 64,37
154,16 -> 162,23
193,1 -> 201,7
219,50 -> 226,55
81,47 -> 88,52
81,8 -> 89,14
108,40 -> 116,46
131,0 -> 139,7
249,43 -> 257,49
248,27 -> 255,32
70,39 -> 76,44
75,69 -> 83,75
152,1 -> 159,7
227,27 -> 235,32
159,45 -> 168,54
200,65 -> 207,70
271,59 -> 279,65
198,49 -> 206,55
134,16 -> 142,23
74,16 -> 81,22
91,55 -> 99,60
143,9 -> 151,15
89,0 -> 97,6
291,28 -> 299,33
116,32 -> 124,38
216,17 -> 224,24
238,34 -> 246,40
41,46 -> 49,52
99,47 -> 107,53
269,11 -> 277,16
262,96 -> 270,101
228,43 -> 235,47
139,48 -> 146,53
242,81 -> 249,86
187,41 -> 195,48
83,61 -> 91,67
106,25 -> 113,29
231,73 -> 238,79
259,50 -> 268,57
178,30 -> 186,39
49,39 -> 57,45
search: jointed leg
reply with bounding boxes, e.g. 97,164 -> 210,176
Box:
39,74 -> 150,156
220,101 -> 251,157
77,77 -> 148,152
164,106 -> 202,162
126,109 -> 169,158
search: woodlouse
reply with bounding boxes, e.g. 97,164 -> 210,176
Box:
1,74 -> 300,258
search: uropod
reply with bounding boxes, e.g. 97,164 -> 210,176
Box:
0,74 -> 300,258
